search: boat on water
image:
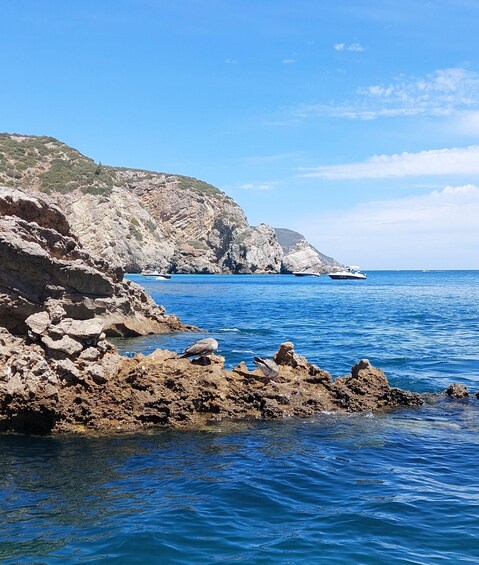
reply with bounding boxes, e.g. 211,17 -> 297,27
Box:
141,271 -> 172,280
293,271 -> 321,277
328,266 -> 367,280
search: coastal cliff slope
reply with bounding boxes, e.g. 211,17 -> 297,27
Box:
0,133 -> 340,274
275,228 -> 341,273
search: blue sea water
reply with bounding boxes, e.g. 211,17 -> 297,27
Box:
1,271 -> 479,564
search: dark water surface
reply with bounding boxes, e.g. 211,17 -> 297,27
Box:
1,271 -> 478,563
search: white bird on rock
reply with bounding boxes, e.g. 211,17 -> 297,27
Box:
179,338 -> 219,358
254,356 -> 279,380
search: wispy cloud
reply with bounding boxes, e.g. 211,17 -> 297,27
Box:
282,58 -> 296,64
302,185 -> 479,269
246,151 -> 302,165
295,67 -> 479,120
224,58 -> 237,64
238,181 -> 278,191
334,43 -> 365,52
300,146 -> 479,179
454,110 -> 479,135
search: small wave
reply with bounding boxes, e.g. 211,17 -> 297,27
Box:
232,350 -> 255,354
219,328 -> 241,332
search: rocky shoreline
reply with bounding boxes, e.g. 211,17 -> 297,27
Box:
0,186 -> 474,435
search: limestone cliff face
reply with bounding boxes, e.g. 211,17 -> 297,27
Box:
0,133 -> 340,274
274,228 -> 342,273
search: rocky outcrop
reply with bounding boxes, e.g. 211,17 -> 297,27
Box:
274,228 -> 342,273
0,186 -> 194,337
0,184 -> 469,435
226,224 -> 283,274
0,333 -> 424,434
0,133 -> 340,274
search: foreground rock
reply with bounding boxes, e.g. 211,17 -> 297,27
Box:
0,336 -> 424,434
0,187 -> 195,337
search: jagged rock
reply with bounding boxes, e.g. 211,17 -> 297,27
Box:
0,337 -> 428,434
26,311 -> 51,336
274,341 -> 310,370
79,347 -> 101,361
88,363 -> 107,385
228,224 -> 283,273
0,186 -> 195,336
54,358 -> 81,380
42,335 -> 83,357
445,383 -> 469,398
56,318 -> 104,340
45,300 -> 66,323
334,357 -> 423,412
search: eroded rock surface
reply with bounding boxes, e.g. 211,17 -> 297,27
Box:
0,187 -> 195,337
0,335 -> 424,434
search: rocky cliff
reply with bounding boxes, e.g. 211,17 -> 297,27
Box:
0,133 -> 340,274
0,187 -> 194,337
275,228 -> 341,273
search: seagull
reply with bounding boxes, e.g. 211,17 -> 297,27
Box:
253,356 -> 279,380
179,338 -> 219,358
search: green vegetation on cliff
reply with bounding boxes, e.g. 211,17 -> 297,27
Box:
0,134 -> 116,196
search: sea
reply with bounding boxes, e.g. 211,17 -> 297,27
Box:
1,271 -> 478,564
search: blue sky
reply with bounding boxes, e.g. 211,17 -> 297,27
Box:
1,0 -> 479,268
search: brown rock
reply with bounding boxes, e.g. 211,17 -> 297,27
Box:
445,383 -> 469,398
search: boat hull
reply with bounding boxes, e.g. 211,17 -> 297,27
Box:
328,273 -> 366,280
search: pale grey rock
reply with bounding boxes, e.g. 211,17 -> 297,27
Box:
41,335 -> 83,357
79,347 -> 101,361
61,187 -> 174,273
43,383 -> 59,397
229,224 -> 283,274
4,373 -> 26,396
54,358 -> 80,379
45,300 -> 67,323
88,363 -> 107,385
57,318 -> 104,340
25,311 -> 51,336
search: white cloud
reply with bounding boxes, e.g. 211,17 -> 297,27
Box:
224,58 -> 237,64
302,185 -> 479,269
282,58 -> 296,64
294,67 -> 479,120
300,146 -> 479,179
334,43 -> 365,52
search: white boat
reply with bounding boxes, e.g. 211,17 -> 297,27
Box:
293,271 -> 321,277
141,271 -> 172,280
328,266 -> 367,280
